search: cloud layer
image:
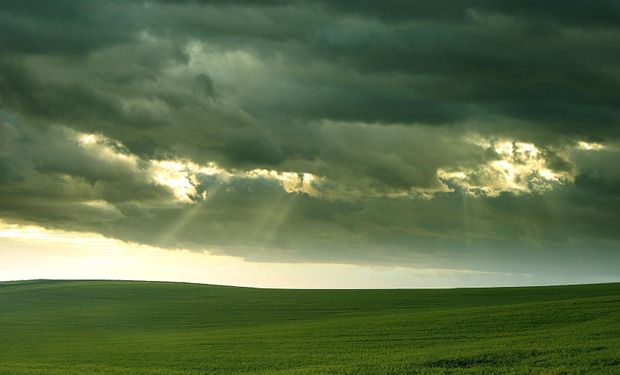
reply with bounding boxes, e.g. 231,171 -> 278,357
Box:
1,1 -> 619,278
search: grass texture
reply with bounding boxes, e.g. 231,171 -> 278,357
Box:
0,280 -> 618,374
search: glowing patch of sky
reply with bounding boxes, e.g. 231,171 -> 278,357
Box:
0,221 -> 614,288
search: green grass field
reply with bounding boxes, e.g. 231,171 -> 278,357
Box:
0,280 -> 618,374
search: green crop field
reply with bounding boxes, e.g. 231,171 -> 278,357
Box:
0,280 -> 618,374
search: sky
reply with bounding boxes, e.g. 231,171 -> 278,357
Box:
0,1 -> 619,288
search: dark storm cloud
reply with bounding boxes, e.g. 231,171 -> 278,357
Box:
133,1 -> 620,133
0,1 -> 141,55
0,0 -> 619,277
0,114 -> 174,210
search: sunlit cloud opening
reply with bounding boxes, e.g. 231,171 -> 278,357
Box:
149,160 -> 204,204
74,131 -> 584,203
78,133 -> 101,145
577,141 -> 605,151
438,138 -> 574,196
75,132 -> 138,167
74,131 -> 324,203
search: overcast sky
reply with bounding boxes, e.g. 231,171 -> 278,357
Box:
1,1 -> 619,287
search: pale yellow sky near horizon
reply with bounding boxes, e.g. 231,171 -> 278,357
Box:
0,221 -> 615,289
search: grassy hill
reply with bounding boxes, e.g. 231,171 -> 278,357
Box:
0,280 -> 618,374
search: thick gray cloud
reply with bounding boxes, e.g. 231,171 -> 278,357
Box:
0,1 -> 619,279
